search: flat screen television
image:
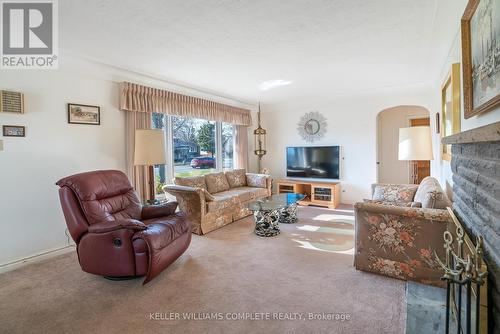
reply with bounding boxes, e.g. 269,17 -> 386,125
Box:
286,146 -> 340,179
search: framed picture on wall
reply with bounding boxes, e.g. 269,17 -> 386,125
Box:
68,103 -> 100,125
441,63 -> 461,161
2,125 -> 26,137
461,0 -> 500,118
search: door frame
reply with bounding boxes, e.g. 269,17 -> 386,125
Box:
406,115 -> 431,183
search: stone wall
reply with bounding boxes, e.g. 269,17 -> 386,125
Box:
450,140 -> 500,331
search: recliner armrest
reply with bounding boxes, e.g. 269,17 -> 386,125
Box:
141,202 -> 178,220
88,219 -> 146,234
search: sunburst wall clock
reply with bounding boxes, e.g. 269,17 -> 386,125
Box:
297,111 -> 327,143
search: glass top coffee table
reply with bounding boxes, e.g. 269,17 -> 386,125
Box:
248,193 -> 305,237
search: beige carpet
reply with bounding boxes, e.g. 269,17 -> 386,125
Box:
0,206 -> 406,334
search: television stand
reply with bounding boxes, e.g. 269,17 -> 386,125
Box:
276,179 -> 340,209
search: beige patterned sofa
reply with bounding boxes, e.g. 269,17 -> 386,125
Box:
354,177 -> 452,287
163,169 -> 272,235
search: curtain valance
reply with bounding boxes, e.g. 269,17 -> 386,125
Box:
120,82 -> 252,126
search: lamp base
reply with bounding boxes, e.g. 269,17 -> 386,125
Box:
410,160 -> 418,184
148,165 -> 155,201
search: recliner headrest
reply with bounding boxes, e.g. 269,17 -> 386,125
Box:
56,170 -> 133,201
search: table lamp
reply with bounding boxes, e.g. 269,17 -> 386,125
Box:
134,129 -> 166,203
398,126 -> 433,184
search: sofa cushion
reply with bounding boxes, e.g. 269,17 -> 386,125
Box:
174,175 -> 214,201
206,187 -> 269,213
372,185 -> 417,203
216,188 -> 253,202
205,172 -> 230,194
414,177 -> 451,209
246,173 -> 268,188
225,169 -> 247,188
243,187 -> 269,199
219,187 -> 268,202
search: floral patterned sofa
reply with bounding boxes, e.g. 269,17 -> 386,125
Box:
354,177 -> 452,286
163,169 -> 271,235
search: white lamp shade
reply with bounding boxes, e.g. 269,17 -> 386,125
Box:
398,126 -> 434,161
134,129 -> 166,165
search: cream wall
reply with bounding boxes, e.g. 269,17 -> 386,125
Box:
377,106 -> 430,184
262,86 -> 433,204
0,55 -> 254,266
0,62 -> 125,266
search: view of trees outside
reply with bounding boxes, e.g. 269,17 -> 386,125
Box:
173,116 -> 216,177
196,122 -> 215,157
151,113 -> 235,198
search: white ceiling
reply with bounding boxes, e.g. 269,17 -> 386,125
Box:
60,0 -> 466,105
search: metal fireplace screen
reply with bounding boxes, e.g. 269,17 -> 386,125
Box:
436,208 -> 488,334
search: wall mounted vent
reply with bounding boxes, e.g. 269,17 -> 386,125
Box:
0,90 -> 24,114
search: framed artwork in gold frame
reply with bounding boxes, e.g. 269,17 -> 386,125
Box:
461,0 -> 500,118
441,63 -> 461,161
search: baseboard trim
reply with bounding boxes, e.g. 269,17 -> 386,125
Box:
0,245 -> 75,273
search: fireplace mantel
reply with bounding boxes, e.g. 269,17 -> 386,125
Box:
442,121 -> 500,145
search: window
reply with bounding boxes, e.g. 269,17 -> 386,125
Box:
222,123 -> 234,171
173,116 -> 216,177
151,113 -> 237,195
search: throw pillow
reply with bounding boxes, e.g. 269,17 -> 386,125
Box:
372,185 -> 417,203
414,177 -> 452,209
246,173 -> 267,188
225,169 -> 247,188
205,172 -> 230,194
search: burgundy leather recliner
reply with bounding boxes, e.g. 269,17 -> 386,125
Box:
56,170 -> 191,284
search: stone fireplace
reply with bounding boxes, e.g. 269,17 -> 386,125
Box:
442,121 -> 500,332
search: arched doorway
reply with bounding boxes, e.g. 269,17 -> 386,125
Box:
376,105 -> 430,184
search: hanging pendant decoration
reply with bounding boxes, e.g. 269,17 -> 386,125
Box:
254,102 -> 267,172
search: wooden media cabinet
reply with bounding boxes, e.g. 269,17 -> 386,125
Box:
276,179 -> 340,209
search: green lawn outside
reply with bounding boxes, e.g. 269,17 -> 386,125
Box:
174,168 -> 217,178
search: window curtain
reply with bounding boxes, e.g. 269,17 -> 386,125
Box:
234,125 -> 249,170
120,82 -> 252,126
121,82 -> 253,191
126,111 -> 152,201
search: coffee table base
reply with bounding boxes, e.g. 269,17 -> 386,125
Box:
254,208 -> 280,237
279,203 -> 298,224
